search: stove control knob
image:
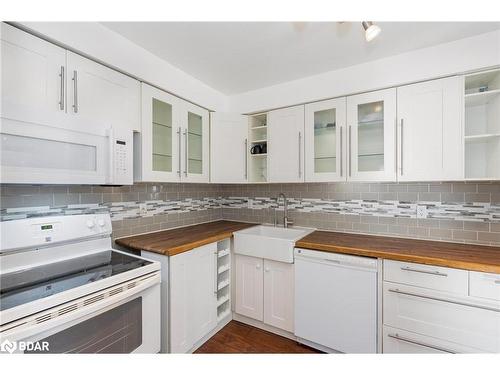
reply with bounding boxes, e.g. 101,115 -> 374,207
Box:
86,220 -> 95,229
97,219 -> 105,227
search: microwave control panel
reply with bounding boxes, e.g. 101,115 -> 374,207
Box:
109,130 -> 133,185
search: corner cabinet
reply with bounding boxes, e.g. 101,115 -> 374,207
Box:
135,83 -> 209,183
210,112 -> 248,183
397,76 -> 463,181
305,98 -> 347,182
346,88 -> 397,181
268,105 -> 305,183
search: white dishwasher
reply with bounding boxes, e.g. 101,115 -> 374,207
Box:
294,248 -> 378,353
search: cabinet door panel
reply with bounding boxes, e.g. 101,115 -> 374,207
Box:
138,83 -> 180,182
1,23 -> 66,128
347,88 -> 396,181
169,251 -> 192,353
305,98 -> 347,182
235,255 -> 263,321
268,105 -> 305,182
210,113 -> 248,183
190,243 -> 218,344
181,102 -> 209,183
66,51 -> 140,132
397,76 -> 463,181
263,260 -> 294,332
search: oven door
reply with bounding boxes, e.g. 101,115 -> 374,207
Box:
0,117 -> 110,185
0,272 -> 161,354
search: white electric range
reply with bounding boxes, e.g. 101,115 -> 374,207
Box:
0,213 -> 161,354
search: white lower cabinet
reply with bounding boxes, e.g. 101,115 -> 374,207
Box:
235,254 -> 294,332
383,260 -> 500,353
235,254 -> 264,321
263,259 -> 295,332
170,243 -> 218,353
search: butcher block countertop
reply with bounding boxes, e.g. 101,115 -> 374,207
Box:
296,231 -> 500,273
115,220 -> 256,256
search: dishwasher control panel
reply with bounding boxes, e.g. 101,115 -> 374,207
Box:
295,248 -> 378,269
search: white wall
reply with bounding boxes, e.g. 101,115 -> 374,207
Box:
229,30 -> 500,114
16,22 -> 229,112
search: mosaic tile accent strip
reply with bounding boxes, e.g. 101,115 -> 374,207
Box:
1,198 -> 221,222
220,197 -> 500,223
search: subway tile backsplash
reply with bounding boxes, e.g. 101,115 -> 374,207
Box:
1,181 -> 500,246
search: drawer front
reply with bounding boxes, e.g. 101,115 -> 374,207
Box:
382,326 -> 479,353
470,271 -> 500,301
383,282 -> 500,352
384,260 -> 468,295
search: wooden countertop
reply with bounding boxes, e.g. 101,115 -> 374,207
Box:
115,220 -> 257,256
296,231 -> 500,273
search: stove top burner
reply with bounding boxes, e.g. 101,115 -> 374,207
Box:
0,251 -> 152,312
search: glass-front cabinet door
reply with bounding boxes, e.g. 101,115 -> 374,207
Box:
181,101 -> 209,182
140,83 -> 180,182
305,97 -> 346,182
347,88 -> 397,181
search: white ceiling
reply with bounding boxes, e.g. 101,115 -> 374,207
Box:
102,22 -> 500,95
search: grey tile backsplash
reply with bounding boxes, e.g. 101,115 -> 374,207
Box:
1,181 -> 500,246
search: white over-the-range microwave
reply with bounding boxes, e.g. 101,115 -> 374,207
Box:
0,115 -> 133,185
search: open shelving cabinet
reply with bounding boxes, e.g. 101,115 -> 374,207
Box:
464,69 -> 500,180
248,113 -> 268,182
216,238 -> 231,322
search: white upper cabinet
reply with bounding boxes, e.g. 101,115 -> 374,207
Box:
210,113 -> 248,183
136,83 -> 181,182
305,98 -> 347,182
347,88 -> 397,181
136,83 -> 209,183
397,77 -> 463,181
181,101 -> 210,183
1,23 -> 67,128
66,52 -> 140,132
268,105 -> 305,183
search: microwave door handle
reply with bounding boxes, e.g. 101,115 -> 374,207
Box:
107,128 -> 114,184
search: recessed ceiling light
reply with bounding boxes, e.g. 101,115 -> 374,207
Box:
362,21 -> 381,42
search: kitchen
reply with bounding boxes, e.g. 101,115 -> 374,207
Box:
0,3 -> 500,373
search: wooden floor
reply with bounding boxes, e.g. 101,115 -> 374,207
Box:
194,321 -> 321,354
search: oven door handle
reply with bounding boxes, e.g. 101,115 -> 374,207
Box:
2,272 -> 160,345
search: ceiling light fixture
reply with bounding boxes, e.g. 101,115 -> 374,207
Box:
362,21 -> 381,42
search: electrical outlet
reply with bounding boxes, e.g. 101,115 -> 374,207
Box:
416,205 -> 427,219
139,203 -> 148,216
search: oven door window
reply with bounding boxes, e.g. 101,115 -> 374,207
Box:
25,298 -> 142,354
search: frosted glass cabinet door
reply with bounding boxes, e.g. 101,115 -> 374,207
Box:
140,83 -> 180,182
181,102 -> 209,183
305,98 -> 346,182
347,88 -> 396,181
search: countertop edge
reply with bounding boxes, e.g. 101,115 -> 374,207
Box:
295,240 -> 500,274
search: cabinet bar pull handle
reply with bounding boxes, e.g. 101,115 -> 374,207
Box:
400,118 -> 404,175
72,70 -> 78,113
388,288 -> 500,313
400,266 -> 447,277
177,127 -> 182,176
339,126 -> 343,177
348,125 -> 352,177
183,129 -> 188,176
298,131 -> 302,178
387,333 -> 456,354
244,138 -> 248,180
59,66 -> 65,110
214,251 -> 218,294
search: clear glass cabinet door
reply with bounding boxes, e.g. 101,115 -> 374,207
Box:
305,97 -> 346,182
182,102 -> 209,182
347,88 -> 396,181
152,98 -> 173,173
141,83 -> 179,182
